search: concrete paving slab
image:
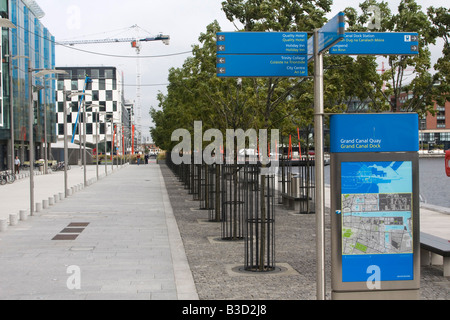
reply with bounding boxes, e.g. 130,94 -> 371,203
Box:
0,164 -> 198,300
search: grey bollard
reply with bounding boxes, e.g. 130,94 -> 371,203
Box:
0,219 -> 7,232
9,214 -> 18,226
54,194 -> 59,203
67,188 -> 73,196
19,210 -> 28,221
36,202 -> 42,212
43,199 -> 49,209
59,192 -> 64,200
49,197 -> 54,206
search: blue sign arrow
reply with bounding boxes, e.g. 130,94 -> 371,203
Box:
216,54 -> 308,77
216,32 -> 308,55
329,32 -> 419,55
308,12 -> 345,59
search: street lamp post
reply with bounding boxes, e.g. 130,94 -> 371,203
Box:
65,91 -> 88,196
28,67 -> 67,216
86,104 -> 103,181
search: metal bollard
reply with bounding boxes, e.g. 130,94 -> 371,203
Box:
19,210 -> 28,221
0,219 -> 7,232
9,214 -> 18,226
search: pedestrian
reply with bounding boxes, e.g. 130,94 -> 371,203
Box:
137,153 -> 141,165
14,156 -> 20,174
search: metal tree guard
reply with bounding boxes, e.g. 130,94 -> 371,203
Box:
243,162 -> 276,272
221,162 -> 244,240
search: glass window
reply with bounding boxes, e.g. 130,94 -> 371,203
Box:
92,91 -> 99,101
77,69 -> 86,79
104,69 -> 113,79
71,102 -> 78,112
90,69 -> 99,78
58,124 -> 64,135
106,90 -> 113,101
86,123 -> 92,135
71,80 -> 78,90
0,99 -> 3,127
58,102 -> 63,112
57,80 -> 64,90
99,79 -> 105,90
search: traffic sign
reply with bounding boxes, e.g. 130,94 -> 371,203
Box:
216,32 -> 308,55
308,11 -> 345,59
329,32 -> 419,55
216,54 -> 307,77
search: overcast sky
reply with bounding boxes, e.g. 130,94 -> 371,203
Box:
36,0 -> 443,142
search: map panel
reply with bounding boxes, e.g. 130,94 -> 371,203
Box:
340,161 -> 414,282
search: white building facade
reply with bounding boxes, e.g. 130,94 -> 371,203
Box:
55,66 -> 131,156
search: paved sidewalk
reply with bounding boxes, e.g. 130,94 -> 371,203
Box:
0,164 -> 119,221
0,164 -> 197,300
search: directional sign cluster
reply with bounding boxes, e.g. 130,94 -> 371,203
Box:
329,32 -> 419,55
216,32 -> 308,77
216,11 -> 419,78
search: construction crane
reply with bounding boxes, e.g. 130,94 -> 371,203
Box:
56,27 -> 170,149
57,33 -> 170,47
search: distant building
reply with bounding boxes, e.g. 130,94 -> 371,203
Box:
55,66 -> 132,155
421,100 -> 450,150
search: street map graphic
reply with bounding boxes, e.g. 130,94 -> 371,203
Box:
341,161 -> 413,256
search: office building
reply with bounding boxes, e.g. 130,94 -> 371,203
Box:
0,0 -> 56,170
55,66 -> 131,156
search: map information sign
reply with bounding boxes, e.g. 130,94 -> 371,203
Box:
340,160 -> 414,282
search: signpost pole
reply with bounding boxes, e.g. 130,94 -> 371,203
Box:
313,29 -> 326,300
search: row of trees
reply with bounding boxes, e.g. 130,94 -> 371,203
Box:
150,0 -> 449,152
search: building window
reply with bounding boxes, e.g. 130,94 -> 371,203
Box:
86,123 -> 92,135
99,79 -> 105,90
71,80 -> 78,90
105,69 -> 113,79
92,91 -> 99,101
90,69 -> 99,79
58,102 -> 64,112
106,90 -> 113,101
77,69 -> 86,79
58,124 -> 64,135
0,99 -> 3,127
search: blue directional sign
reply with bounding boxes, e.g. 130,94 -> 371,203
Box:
308,12 -> 345,59
216,54 -> 307,77
217,32 -> 308,55
329,32 -> 419,55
